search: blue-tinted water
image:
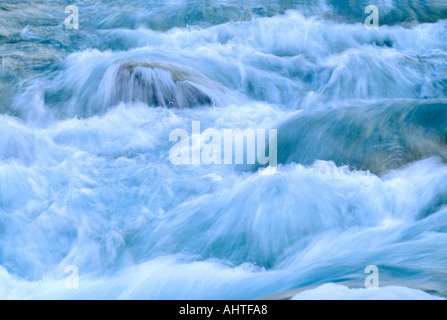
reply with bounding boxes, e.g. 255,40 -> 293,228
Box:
0,0 -> 447,299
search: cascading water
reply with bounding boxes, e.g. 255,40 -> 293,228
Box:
0,0 -> 447,299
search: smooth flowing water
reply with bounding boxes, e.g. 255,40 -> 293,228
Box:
0,0 -> 447,299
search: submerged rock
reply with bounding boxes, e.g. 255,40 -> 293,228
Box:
259,100 -> 447,175
99,61 -> 215,109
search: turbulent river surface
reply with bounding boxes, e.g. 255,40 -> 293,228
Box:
1,0 -> 447,299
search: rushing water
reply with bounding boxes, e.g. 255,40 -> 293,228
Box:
1,0 -> 447,299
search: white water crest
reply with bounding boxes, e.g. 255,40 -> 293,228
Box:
0,0 -> 446,299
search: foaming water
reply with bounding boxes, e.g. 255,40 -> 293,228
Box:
0,0 -> 447,299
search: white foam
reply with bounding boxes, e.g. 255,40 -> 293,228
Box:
292,283 -> 444,300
